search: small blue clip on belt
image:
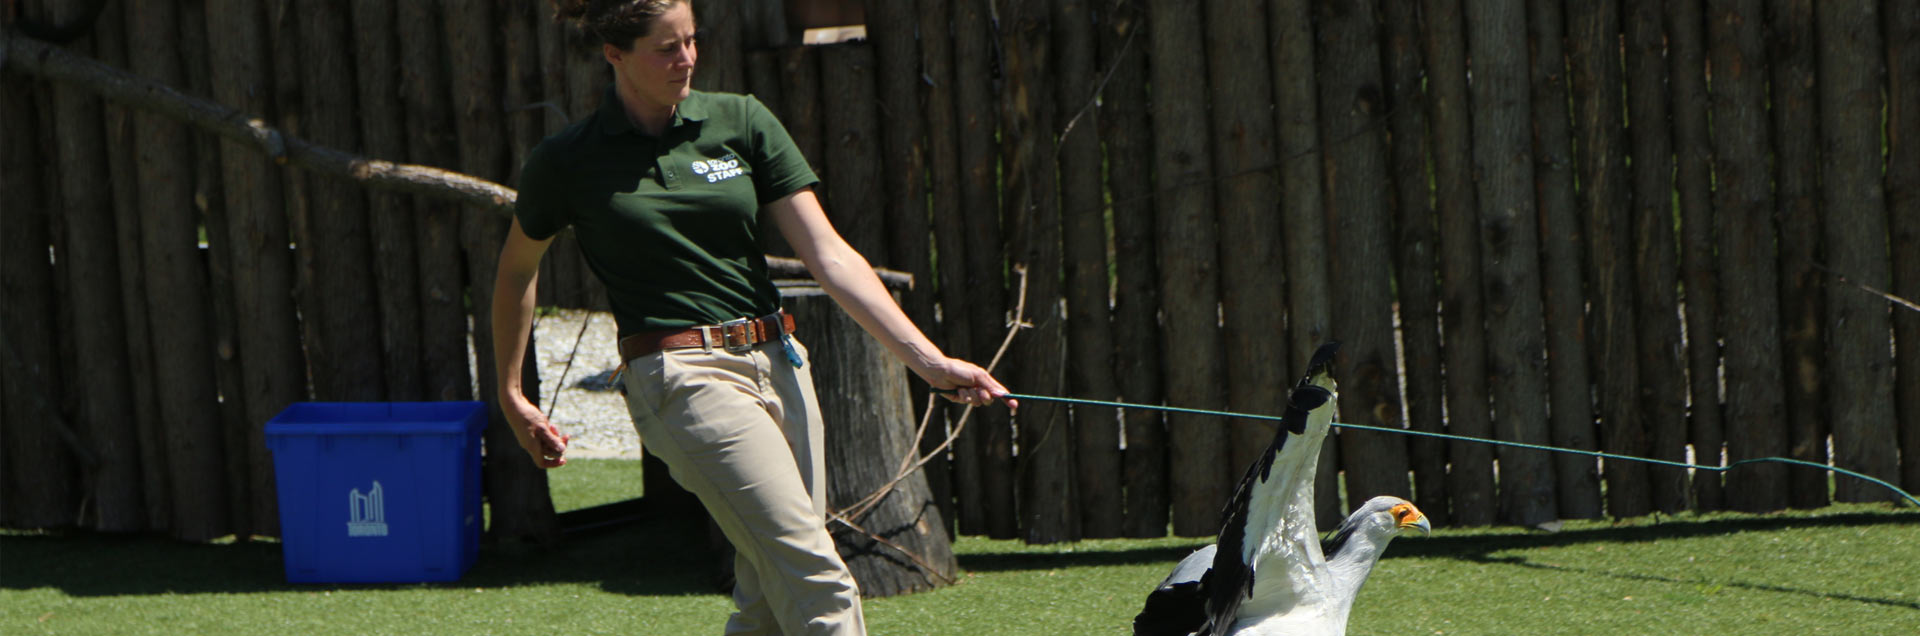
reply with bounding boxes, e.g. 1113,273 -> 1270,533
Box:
781,332 -> 804,369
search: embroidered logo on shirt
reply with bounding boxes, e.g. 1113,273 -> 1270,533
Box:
690,153 -> 745,183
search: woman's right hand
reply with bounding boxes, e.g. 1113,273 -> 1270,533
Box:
503,397 -> 569,468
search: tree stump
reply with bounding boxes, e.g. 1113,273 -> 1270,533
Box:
788,289 -> 958,598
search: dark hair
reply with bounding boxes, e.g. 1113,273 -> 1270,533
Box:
553,0 -> 690,50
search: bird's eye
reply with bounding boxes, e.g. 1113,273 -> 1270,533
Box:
1390,503 -> 1414,521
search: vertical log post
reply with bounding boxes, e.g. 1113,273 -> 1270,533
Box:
398,0 -> 475,403
295,0 -> 385,401
1669,0 -> 1725,511
1000,2 -> 1076,543
96,2 -> 174,531
128,0 -> 229,541
46,12 -> 147,532
1770,0 -> 1829,510
1055,0 -> 1122,539
918,0 -> 969,539
1316,0 -> 1411,505
352,0 -> 427,401
864,0 -> 943,525
1815,0 -> 1899,503
1888,0 -> 1920,494
1381,0 -> 1446,528
1,64 -> 79,530
952,0 -> 1013,539
1205,0 -> 1288,477
1625,0 -> 1691,514
1535,0 -> 1604,520
1464,0 -> 1557,527
1272,0 -> 1344,527
179,0 -> 253,539
691,0 -> 746,93
1147,0 -> 1230,537
1101,0 -> 1169,539
207,0 -> 302,535
1570,0 -> 1648,518
1708,0 -> 1789,513
818,42 -> 885,258
1416,0 -> 1487,526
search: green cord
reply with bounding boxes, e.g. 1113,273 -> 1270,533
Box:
979,391 -> 1920,508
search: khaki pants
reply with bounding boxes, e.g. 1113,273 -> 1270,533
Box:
622,337 -> 866,636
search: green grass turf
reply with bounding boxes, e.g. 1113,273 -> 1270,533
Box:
4,458 -> 1915,635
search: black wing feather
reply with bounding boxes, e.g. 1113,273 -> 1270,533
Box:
1132,545 -> 1217,636
1199,343 -> 1339,636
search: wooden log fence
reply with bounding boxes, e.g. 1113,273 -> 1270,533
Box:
5,1 -> 1918,551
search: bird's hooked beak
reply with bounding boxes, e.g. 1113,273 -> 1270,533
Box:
1391,502 -> 1432,536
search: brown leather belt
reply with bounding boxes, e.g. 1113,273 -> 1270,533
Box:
617,311 -> 796,361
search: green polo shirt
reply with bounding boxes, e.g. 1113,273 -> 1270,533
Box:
514,88 -> 818,336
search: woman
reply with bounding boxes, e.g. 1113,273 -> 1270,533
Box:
492,1 -> 1013,634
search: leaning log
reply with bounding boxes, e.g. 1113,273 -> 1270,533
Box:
1,29 -> 909,293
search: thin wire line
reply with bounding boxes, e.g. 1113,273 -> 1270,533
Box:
955,390 -> 1920,508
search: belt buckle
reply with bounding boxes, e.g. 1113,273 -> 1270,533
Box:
719,317 -> 754,353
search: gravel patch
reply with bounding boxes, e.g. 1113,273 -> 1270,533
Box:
528,309 -> 642,458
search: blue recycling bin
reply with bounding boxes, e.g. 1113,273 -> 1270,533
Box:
265,402 -> 486,583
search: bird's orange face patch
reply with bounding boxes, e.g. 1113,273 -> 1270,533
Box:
1391,503 -> 1424,526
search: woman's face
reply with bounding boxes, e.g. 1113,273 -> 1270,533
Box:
605,2 -> 697,110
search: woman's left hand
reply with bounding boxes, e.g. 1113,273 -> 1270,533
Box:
923,358 -> 1018,413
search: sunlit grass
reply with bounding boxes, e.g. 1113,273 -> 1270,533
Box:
4,458 -> 1914,635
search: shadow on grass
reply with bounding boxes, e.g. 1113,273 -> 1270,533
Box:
960,510 -> 1917,574
1406,509 -> 1920,612
959,543 -> 1209,573
957,509 -> 1920,611
1388,509 -> 1920,559
0,515 -> 726,599
1468,553 -> 1920,611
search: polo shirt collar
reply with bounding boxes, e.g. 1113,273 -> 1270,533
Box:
596,85 -> 709,137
